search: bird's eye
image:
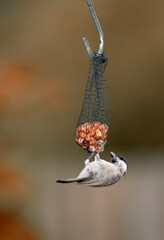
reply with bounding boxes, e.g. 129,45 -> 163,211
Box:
112,159 -> 116,163
120,157 -> 124,160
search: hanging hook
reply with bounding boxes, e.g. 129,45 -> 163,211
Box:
83,0 -> 104,58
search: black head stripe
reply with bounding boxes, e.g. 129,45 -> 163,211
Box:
116,154 -> 127,165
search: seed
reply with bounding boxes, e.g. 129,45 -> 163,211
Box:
78,138 -> 84,144
89,145 -> 96,152
95,129 -> 103,139
79,132 -> 86,138
85,134 -> 91,141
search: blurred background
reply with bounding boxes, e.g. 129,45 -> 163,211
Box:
0,0 -> 164,239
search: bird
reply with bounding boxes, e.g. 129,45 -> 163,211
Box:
56,152 -> 127,187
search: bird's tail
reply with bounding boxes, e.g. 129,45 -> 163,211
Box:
56,177 -> 86,184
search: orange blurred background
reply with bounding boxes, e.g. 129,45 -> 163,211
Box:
0,0 -> 164,240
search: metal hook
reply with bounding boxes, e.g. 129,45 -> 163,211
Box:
88,140 -> 107,160
83,0 -> 104,58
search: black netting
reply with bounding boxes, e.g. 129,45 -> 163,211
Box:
75,53 -> 110,153
77,53 -> 109,127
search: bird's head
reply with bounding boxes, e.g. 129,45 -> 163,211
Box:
110,152 -> 128,176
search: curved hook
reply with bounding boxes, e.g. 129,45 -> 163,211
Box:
83,0 -> 104,58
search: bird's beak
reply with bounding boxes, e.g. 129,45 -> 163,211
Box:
110,152 -> 117,160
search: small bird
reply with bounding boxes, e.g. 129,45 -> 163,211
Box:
56,152 -> 127,187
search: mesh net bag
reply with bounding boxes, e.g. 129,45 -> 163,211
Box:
75,53 -> 110,153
